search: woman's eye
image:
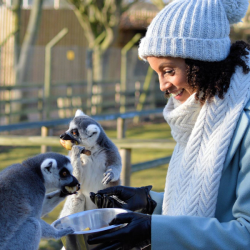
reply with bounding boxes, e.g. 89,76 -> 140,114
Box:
164,70 -> 174,75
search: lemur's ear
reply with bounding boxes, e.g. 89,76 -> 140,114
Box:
86,124 -> 100,137
41,159 -> 57,174
75,110 -> 86,117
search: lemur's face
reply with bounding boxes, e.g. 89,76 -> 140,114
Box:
60,110 -> 101,149
39,153 -> 80,193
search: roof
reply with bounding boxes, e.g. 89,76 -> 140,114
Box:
120,2 -> 160,30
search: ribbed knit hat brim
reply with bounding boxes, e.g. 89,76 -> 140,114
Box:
139,36 -> 231,61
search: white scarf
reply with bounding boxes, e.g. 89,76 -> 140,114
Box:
164,94 -> 201,147
162,63 -> 250,217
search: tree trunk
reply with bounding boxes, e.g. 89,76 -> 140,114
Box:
92,47 -> 103,114
14,0 -> 44,121
93,47 -> 103,82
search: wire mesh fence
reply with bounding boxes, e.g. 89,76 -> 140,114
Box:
0,4 -> 167,125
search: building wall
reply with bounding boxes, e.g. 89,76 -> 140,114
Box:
0,7 -> 152,86
20,9 -> 88,46
0,5 -> 15,86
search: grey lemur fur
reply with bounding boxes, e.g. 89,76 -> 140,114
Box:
59,110 -> 122,218
0,152 -> 80,250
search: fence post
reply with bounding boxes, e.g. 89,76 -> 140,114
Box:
120,33 -> 141,113
134,66 -> 154,123
67,84 -> 73,117
38,88 -> 43,120
86,49 -> 93,115
115,83 -> 121,108
117,116 -> 130,185
44,28 -> 68,119
119,148 -> 131,186
117,117 -> 126,139
41,126 -> 50,153
5,89 -> 11,125
134,81 -> 140,108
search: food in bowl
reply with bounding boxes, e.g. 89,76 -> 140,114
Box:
51,208 -> 129,235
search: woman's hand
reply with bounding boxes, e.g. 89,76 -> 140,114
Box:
87,212 -> 151,250
89,185 -> 157,214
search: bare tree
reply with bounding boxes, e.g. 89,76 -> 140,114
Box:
69,0 -> 136,81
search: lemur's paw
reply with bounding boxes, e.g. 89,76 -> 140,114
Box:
102,170 -> 114,185
71,145 -> 85,156
71,145 -> 91,156
56,227 -> 74,239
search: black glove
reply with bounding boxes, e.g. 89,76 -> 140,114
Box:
90,185 -> 157,214
87,212 -> 151,250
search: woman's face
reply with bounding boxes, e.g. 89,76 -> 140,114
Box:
147,56 -> 195,103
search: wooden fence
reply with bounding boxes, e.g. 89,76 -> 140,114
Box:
0,109 -> 175,185
0,80 -> 164,125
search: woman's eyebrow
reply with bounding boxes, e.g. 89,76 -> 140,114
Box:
159,62 -> 175,70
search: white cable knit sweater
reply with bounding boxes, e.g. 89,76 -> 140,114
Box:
162,63 -> 250,217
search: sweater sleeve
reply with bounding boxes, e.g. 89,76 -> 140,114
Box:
151,215 -> 250,249
151,111 -> 250,250
150,191 -> 164,215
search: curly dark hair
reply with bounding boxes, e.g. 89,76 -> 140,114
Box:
180,41 -> 250,104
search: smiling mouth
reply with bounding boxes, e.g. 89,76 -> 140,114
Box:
170,89 -> 184,97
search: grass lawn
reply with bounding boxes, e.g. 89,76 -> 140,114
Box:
0,121 -> 173,249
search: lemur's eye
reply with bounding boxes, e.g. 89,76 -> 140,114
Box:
62,171 -> 67,177
71,129 -> 79,136
60,168 -> 70,178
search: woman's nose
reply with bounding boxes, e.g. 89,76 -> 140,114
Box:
159,79 -> 172,92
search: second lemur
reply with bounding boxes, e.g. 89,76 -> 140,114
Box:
59,110 -> 122,217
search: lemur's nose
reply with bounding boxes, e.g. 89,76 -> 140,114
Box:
60,133 -> 74,140
60,133 -> 70,139
60,134 -> 65,139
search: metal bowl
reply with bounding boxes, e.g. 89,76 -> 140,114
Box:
51,208 -> 129,235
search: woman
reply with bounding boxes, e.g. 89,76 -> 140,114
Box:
88,0 -> 250,249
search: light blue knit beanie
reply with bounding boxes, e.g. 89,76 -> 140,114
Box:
138,0 -> 249,62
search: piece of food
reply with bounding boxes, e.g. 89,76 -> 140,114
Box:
60,140 -> 91,156
64,184 -> 80,194
81,148 -> 91,156
83,227 -> 91,231
60,139 -> 78,150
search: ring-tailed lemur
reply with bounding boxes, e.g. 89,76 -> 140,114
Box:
59,110 -> 122,218
0,152 -> 80,250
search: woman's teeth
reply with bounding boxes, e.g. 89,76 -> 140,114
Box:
171,89 -> 184,97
